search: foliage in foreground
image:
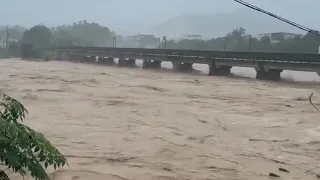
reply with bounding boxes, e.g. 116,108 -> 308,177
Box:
0,94 -> 67,179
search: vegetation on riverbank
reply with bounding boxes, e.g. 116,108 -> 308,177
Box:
1,21 -> 320,59
0,94 -> 67,179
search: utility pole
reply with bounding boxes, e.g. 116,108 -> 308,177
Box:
77,37 -> 80,45
223,37 -> 227,51
249,35 -> 252,52
163,36 -> 167,49
5,26 -> 9,49
158,38 -> 161,48
113,36 -> 117,48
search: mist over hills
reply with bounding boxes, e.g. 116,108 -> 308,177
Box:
1,0 -> 320,41
144,9 -> 310,39
1,2 -> 320,55
1,0 -> 320,39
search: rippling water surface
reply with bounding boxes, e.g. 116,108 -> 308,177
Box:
1,58 -> 320,180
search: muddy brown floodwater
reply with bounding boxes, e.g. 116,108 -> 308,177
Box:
2,58 -> 320,180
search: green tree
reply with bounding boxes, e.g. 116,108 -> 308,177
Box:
300,31 -> 320,53
152,27 -> 320,54
21,25 -> 52,57
21,25 -> 52,49
208,37 -> 225,51
0,26 -> 25,42
273,36 -> 303,53
51,29 -> 76,46
0,94 -> 67,180
225,27 -> 246,51
257,36 -> 272,52
8,41 -> 20,57
55,21 -> 115,47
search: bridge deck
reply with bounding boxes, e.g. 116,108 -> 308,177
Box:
54,46 -> 320,63
50,46 -> 320,80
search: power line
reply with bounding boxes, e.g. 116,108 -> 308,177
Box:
233,0 -> 320,36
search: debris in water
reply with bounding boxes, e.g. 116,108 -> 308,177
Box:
269,173 -> 280,178
279,167 -> 289,173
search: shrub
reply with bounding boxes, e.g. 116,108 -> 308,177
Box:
0,94 -> 67,179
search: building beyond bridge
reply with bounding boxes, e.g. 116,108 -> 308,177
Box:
176,34 -> 205,41
257,32 -> 303,44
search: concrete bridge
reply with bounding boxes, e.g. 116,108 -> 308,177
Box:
50,46 -> 320,81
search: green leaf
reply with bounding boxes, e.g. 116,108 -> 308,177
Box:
0,93 -> 68,180
34,146 -> 40,153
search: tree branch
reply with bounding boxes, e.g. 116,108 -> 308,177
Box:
308,92 -> 320,112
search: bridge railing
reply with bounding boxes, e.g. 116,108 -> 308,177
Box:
52,45 -> 320,64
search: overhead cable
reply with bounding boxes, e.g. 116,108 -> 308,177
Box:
233,0 -> 320,36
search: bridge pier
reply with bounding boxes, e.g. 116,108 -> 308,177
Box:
52,51 -> 62,60
89,56 -> 97,64
181,63 -> 193,72
118,58 -> 136,67
98,57 -> 114,65
268,69 -> 282,81
59,52 -> 70,61
68,54 -> 83,62
128,58 -> 136,66
209,65 -> 232,76
142,60 -> 162,69
172,62 -> 181,71
118,58 -> 126,66
256,69 -> 282,81
172,62 -> 193,72
79,55 -> 85,63
83,56 -> 96,64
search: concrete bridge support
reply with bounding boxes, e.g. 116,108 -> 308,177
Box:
256,69 -> 282,81
118,58 -> 136,67
172,62 -> 193,72
172,62 -> 181,71
59,52 -> 70,61
89,56 -> 97,64
83,56 -> 96,64
68,54 -> 84,62
209,65 -> 232,76
127,58 -> 136,66
142,60 -> 162,69
181,63 -> 193,72
52,51 -> 62,60
98,57 -> 114,65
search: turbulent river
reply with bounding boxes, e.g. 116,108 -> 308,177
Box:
2,58 -> 320,180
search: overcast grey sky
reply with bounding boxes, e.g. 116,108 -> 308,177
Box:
2,0 -> 320,34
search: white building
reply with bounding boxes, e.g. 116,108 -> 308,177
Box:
176,34 -> 205,41
257,32 -> 303,44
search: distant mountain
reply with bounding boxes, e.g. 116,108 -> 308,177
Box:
144,9 -> 309,40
